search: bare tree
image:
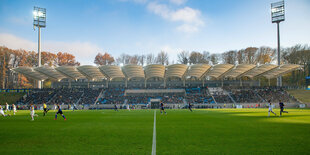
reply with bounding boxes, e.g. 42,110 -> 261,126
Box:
202,51 -> 210,64
177,51 -> 189,64
189,51 -> 205,64
222,50 -> 237,64
210,54 -> 219,65
129,55 -> 139,65
156,51 -> 169,65
146,53 -> 156,65
138,54 -> 146,66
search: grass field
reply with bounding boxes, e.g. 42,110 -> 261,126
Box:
1,109 -> 310,154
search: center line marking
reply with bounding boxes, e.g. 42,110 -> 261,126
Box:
151,110 -> 156,155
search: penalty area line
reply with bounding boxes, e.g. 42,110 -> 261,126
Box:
151,110 -> 156,155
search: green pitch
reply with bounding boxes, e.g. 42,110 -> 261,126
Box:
0,109 -> 310,154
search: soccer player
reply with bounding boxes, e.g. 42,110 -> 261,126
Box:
279,100 -> 288,117
54,104 -> 57,112
160,101 -> 167,115
0,105 -> 10,117
5,102 -> 9,112
12,104 -> 17,115
43,102 -> 48,116
114,104 -> 118,111
188,102 -> 193,112
73,104 -> 78,111
30,104 -> 38,121
268,100 -> 276,117
55,104 -> 66,120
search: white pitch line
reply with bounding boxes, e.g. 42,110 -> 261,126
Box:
151,110 -> 156,155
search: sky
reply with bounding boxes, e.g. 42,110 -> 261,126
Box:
0,0 -> 309,65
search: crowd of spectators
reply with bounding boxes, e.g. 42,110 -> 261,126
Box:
256,88 -> 292,103
17,90 -> 56,104
13,86 -> 297,106
79,89 -> 102,105
50,89 -> 83,105
229,89 -> 262,103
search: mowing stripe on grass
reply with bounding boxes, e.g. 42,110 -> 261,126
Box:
151,110 -> 156,155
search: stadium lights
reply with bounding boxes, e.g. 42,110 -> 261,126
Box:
33,6 -> 46,89
271,0 -> 285,87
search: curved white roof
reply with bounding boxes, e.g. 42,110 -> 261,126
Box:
34,66 -> 67,81
224,64 -> 256,78
13,64 -> 300,81
122,65 -> 145,80
77,65 -> 105,80
144,64 -> 165,79
99,65 -> 125,80
186,64 -> 211,79
205,64 -> 234,79
165,64 -> 188,79
13,67 -> 48,81
55,66 -> 86,80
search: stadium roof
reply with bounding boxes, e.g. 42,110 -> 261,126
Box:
12,64 -> 301,81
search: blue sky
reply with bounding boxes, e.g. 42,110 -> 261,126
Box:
0,0 -> 309,65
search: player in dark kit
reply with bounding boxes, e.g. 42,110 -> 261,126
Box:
188,102 -> 193,112
114,104 -> 118,111
160,101 -> 167,115
279,100 -> 288,116
55,104 -> 66,120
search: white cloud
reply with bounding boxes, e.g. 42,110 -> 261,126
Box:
169,0 -> 187,5
0,33 -> 103,65
147,2 -> 204,33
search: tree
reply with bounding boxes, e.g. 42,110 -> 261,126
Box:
244,47 -> 258,64
202,51 -> 210,64
138,54 -> 146,66
222,50 -> 237,64
57,52 -> 80,66
156,51 -> 169,65
189,51 -> 204,64
129,55 -> 139,65
94,52 -> 115,65
41,51 -> 57,66
256,46 -> 275,64
210,54 -> 219,65
146,53 -> 156,65
177,51 -> 189,64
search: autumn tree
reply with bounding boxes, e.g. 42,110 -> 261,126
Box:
57,52 -> 80,66
94,52 -> 114,65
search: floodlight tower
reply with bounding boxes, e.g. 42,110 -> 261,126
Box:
271,1 -> 285,87
33,6 -> 46,89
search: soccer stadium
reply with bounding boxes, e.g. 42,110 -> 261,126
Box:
1,0 -> 310,154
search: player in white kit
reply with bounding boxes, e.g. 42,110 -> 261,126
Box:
12,104 -> 17,115
268,100 -> 276,117
30,104 -> 38,121
5,102 -> 9,112
0,105 -> 10,117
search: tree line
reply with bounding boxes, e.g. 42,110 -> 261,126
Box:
0,44 -> 309,88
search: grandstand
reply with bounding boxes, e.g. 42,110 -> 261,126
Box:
12,64 -> 301,88
7,63 -> 304,109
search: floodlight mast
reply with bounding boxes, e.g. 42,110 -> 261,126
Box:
33,6 -> 46,89
271,0 -> 285,87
